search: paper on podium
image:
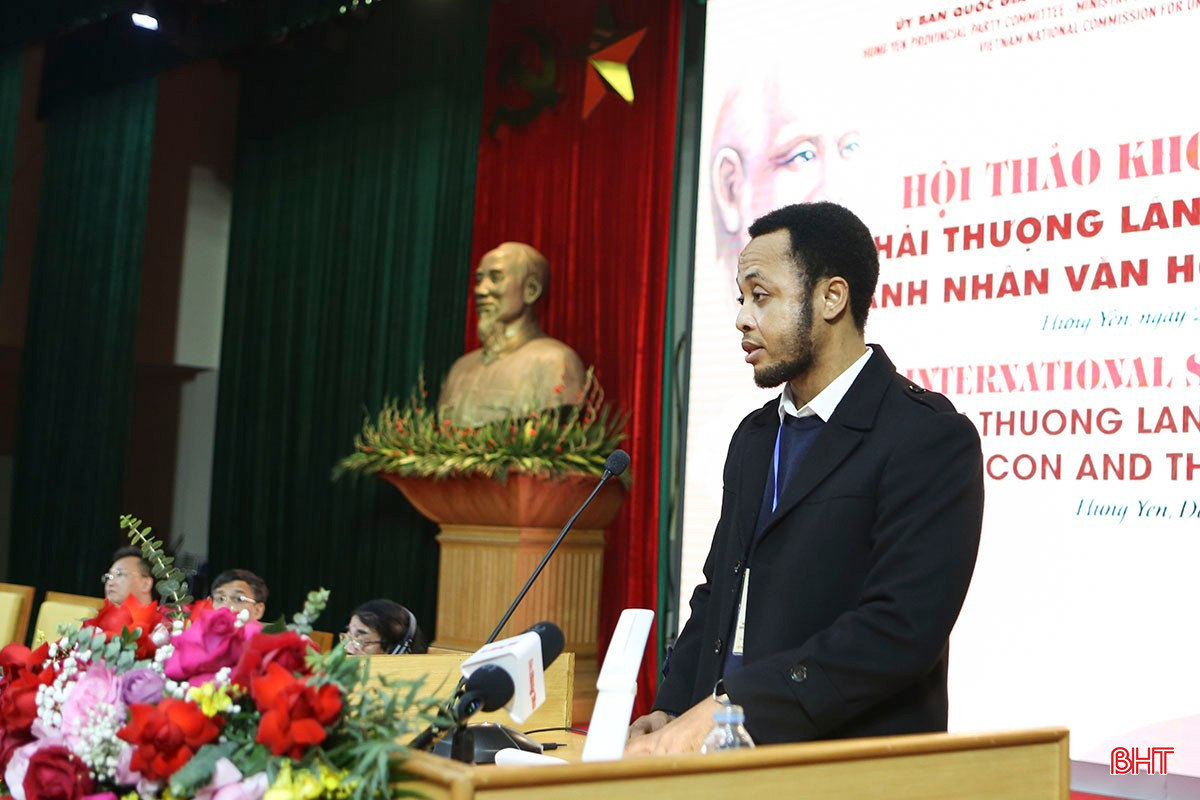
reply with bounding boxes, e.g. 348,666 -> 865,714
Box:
582,608 -> 654,762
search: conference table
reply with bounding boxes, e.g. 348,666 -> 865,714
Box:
367,653 -> 1069,799
393,727 -> 1070,799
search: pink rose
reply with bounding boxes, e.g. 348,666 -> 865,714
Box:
114,744 -> 141,786
59,665 -> 123,753
193,758 -> 268,800
164,608 -> 261,685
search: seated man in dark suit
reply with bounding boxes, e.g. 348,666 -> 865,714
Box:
628,202 -> 984,754
103,546 -> 155,607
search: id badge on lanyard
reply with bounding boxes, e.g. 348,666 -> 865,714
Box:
735,424 -> 786,659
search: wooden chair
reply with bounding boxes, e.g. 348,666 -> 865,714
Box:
309,630 -> 334,653
43,591 -> 106,610
32,592 -> 105,645
0,582 -> 36,647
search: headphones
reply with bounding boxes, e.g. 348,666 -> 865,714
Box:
389,606 -> 419,655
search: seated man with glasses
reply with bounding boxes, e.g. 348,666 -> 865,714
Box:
103,546 -> 155,607
209,568 -> 268,621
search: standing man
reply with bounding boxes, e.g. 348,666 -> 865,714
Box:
628,202 -> 983,754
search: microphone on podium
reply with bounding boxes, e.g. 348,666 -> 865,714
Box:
416,449 -> 630,763
461,621 -> 565,723
414,621 -> 564,761
483,449 -> 630,646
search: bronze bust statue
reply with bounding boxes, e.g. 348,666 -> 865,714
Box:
438,242 -> 586,427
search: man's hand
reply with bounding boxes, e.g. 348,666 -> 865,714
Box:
627,710 -> 673,741
624,697 -> 723,757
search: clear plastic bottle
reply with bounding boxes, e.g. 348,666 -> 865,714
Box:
699,703 -> 756,753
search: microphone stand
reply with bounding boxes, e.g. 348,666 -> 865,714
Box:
484,464 -> 620,646
417,451 -> 630,763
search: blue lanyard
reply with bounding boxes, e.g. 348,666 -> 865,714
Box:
772,424 -> 784,512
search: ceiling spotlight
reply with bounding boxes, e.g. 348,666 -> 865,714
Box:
131,10 -> 159,30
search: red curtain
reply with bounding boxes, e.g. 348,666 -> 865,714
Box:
469,0 -> 680,714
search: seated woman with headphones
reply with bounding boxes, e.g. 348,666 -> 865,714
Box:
341,598 -> 428,655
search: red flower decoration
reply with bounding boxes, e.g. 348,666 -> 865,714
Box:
187,596 -> 215,618
0,670 -> 55,734
0,643 -> 50,690
84,596 -> 164,660
231,631 -> 316,689
251,663 -> 342,759
117,699 -> 221,781
22,744 -> 94,800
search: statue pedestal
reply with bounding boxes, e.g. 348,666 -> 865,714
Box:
380,473 -> 625,723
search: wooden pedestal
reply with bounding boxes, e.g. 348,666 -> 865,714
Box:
380,472 -> 625,723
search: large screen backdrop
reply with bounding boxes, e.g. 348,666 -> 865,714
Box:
681,0 -> 1200,759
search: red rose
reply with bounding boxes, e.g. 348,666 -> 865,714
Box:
0,643 -> 49,689
231,631 -> 316,688
84,596 -> 164,661
117,699 -> 220,781
251,663 -> 342,759
22,745 -> 94,800
187,597 -> 215,619
0,669 -> 55,733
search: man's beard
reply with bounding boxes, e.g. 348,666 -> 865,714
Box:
478,314 -> 505,350
753,301 -> 814,389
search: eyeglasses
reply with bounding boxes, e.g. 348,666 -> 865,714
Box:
101,570 -> 131,584
211,591 -> 257,607
339,631 -> 382,651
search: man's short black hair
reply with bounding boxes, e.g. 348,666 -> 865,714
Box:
747,202 -> 879,331
211,568 -> 269,604
111,546 -> 153,577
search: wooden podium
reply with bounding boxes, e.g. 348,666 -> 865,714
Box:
394,727 -> 1070,799
380,472 -> 625,723
370,654 -> 1067,799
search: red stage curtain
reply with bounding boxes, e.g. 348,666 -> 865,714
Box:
470,0 -> 681,714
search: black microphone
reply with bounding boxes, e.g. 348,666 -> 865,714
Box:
483,448 -> 630,644
411,666 -> 512,751
526,620 -> 566,669
409,622 -> 563,753
452,664 -> 515,718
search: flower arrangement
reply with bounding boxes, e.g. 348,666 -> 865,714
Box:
333,367 -> 627,482
0,516 -> 438,800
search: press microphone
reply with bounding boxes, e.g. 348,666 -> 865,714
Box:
410,665 -> 513,752
460,621 -> 565,723
483,449 -> 630,645
410,622 -> 564,754
452,664 -> 514,718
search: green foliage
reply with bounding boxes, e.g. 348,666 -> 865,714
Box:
289,588 -> 330,636
120,514 -> 193,620
169,741 -> 239,797
333,367 -> 627,482
314,648 -> 444,800
63,624 -> 140,673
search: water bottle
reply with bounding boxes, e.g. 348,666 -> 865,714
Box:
700,703 -> 755,753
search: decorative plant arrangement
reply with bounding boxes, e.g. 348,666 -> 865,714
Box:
334,368 -> 627,482
0,516 -> 439,800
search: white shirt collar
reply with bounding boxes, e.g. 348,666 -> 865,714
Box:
779,346 -> 873,424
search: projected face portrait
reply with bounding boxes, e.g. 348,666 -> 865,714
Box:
710,74 -> 865,286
